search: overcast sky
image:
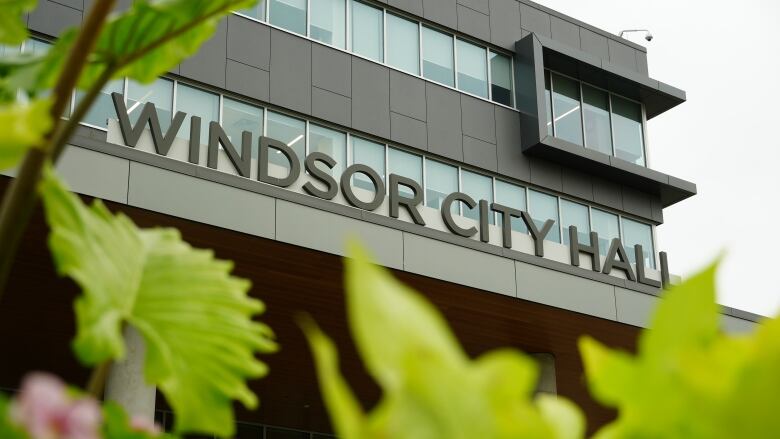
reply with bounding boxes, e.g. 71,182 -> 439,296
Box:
539,0 -> 780,316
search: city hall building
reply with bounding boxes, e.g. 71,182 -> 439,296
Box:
0,0 -> 762,437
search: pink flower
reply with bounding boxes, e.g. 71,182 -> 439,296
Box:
9,372 -> 102,439
130,415 -> 161,436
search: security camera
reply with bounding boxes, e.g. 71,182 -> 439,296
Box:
645,32 -> 653,42
618,29 -> 654,43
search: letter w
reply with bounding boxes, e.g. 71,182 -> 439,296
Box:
112,92 -> 186,156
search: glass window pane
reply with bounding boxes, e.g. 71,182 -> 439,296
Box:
560,199 -> 589,246
236,3 -> 265,21
76,79 -> 124,128
495,180 -> 527,233
309,124 -> 347,177
456,39 -> 487,98
311,0 -> 346,49
352,1 -> 383,62
582,84 -> 612,155
612,96 -> 645,166
529,190 -> 559,242
266,111 -> 305,171
175,84 -> 219,142
425,159 -> 457,212
388,148 -> 422,199
489,51 -> 512,106
222,97 -> 263,158
386,14 -> 419,75
551,73 -> 583,146
422,27 -> 454,87
544,70 -> 553,136
351,136 -> 385,191
270,0 -> 307,35
127,78 -> 173,134
22,39 -> 52,55
591,208 -> 620,257
622,217 -> 655,269
461,170 -> 493,224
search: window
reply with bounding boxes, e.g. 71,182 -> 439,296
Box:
495,180 -> 527,233
309,124 -> 347,177
270,0 -> 307,36
460,170 -> 493,224
582,84 -> 612,155
22,39 -> 51,55
77,79 -> 124,128
351,1 -> 383,62
560,199 -> 589,246
388,148 -> 422,198
176,84 -> 219,142
455,39 -> 488,98
551,73 -> 583,146
237,3 -> 265,21
591,209 -> 620,257
490,51 -> 513,106
126,78 -> 173,133
544,71 -> 553,136
612,96 -> 645,166
386,14 -> 419,75
528,190 -> 560,242
351,136 -> 385,191
266,111 -> 305,172
622,217 -> 655,268
222,97 -> 263,157
422,27 -> 454,87
425,159 -> 457,212
310,0 -> 346,49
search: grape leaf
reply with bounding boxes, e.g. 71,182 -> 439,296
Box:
0,0 -> 36,45
0,99 -> 52,170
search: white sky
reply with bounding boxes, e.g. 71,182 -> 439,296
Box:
538,0 -> 780,316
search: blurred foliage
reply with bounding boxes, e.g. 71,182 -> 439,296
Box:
0,99 -> 51,170
0,0 -> 37,45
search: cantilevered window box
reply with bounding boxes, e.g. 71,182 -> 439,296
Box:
515,33 -> 695,208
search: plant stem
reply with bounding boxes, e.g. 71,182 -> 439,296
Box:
86,361 -> 113,398
0,0 -> 115,301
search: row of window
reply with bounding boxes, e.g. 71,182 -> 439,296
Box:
544,70 -> 648,167
237,0 -> 515,106
155,410 -> 335,439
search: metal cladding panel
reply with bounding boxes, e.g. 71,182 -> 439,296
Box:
457,5 -> 491,42
460,95 -> 496,144
579,27 -> 610,60
520,3 -> 551,38
227,14 -> 270,70
389,0 -> 424,16
425,84 -> 464,161
495,105 -> 530,181
312,87 -> 351,127
550,16 -> 581,50
463,135 -> 498,172
561,168 -> 594,202
422,0 -> 458,29
391,112 -> 428,150
615,287 -> 657,328
488,0 -> 522,50
57,146 -> 129,204
179,19 -> 227,88
351,58 -> 391,138
608,38 -> 639,71
390,71 -> 427,122
529,157 -> 563,192
312,44 -> 352,98
28,0 -> 82,37
225,59 -> 270,102
457,0 -> 489,15
269,29 -> 312,115
621,186 -> 653,219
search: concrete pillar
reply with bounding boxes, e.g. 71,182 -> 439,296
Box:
105,326 -> 156,420
532,353 -> 557,395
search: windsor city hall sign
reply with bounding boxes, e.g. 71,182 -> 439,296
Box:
110,93 -> 670,288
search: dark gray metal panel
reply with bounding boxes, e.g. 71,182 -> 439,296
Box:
494,105 -> 530,181
390,70 -> 426,122
54,0 -> 83,10
180,19 -> 228,88
621,186 -> 653,219
227,14 -> 270,70
592,176 -> 623,210
28,0 -> 82,37
561,168 -> 593,201
423,0 -> 458,29
312,87 -> 351,127
426,83 -> 463,161
351,58 -> 391,138
312,44 -> 351,97
225,60 -> 269,102
84,0 -> 131,13
607,39 -> 638,72
269,29 -> 312,115
389,0 -> 424,16
460,95 -> 496,144
488,0 -> 521,50
463,135 -> 498,172
457,5 -> 490,42
578,27 -> 609,60
635,50 -> 649,75
519,4 -> 551,38
549,16 -> 580,49
529,157 -> 562,191
651,196 -> 664,223
457,0 -> 489,15
390,112 -> 428,151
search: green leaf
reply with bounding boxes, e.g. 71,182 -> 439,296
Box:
303,240 -> 584,439
39,167 -> 277,438
0,393 -> 29,439
0,99 -> 52,170
0,0 -> 36,45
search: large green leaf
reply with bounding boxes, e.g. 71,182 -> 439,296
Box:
0,0 -> 36,45
303,241 -> 584,439
0,393 -> 29,439
0,99 -> 52,170
39,167 -> 277,437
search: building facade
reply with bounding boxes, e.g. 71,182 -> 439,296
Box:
0,0 -> 762,437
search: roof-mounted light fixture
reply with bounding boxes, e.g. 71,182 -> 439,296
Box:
619,29 -> 653,42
